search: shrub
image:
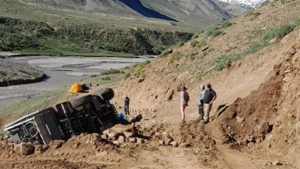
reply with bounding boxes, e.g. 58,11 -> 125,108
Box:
102,76 -> 110,80
191,34 -> 198,40
172,51 -> 182,61
101,69 -> 124,75
295,18 -> 300,27
90,74 -> 98,78
198,39 -> 207,48
176,41 -> 184,47
124,73 -> 130,79
191,40 -> 198,47
135,63 -> 146,74
204,21 -> 231,38
245,10 -> 261,17
215,56 -> 232,71
211,30 -> 222,37
263,24 -> 294,42
160,48 -> 172,57
0,71 -> 7,76
248,41 -> 268,54
144,60 -> 150,65
220,21 -> 232,29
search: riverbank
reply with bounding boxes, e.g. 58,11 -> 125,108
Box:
0,55 -> 153,108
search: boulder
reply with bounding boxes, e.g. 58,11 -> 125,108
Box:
165,138 -> 172,145
170,141 -> 178,147
14,143 -> 35,156
118,136 -> 125,143
137,138 -> 144,144
236,116 -> 245,123
107,124 -> 138,140
113,140 -> 120,146
129,137 -> 137,143
158,140 -> 165,145
179,143 -> 191,148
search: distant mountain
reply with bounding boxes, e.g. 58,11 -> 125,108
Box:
18,0 -> 250,23
218,0 -> 269,8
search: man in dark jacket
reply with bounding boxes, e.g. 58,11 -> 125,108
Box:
202,84 -> 217,124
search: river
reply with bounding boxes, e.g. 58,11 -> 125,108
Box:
0,56 -> 154,108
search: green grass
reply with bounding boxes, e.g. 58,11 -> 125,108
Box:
204,20 -> 232,38
215,55 -> 232,71
0,129 -> 8,137
263,24 -> 294,42
0,87 -> 68,117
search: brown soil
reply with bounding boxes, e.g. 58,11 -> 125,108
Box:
1,1 -> 300,169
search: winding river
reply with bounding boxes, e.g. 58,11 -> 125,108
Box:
0,56 -> 154,108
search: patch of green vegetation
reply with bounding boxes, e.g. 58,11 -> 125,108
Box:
245,10 -> 261,17
248,41 -> 269,54
263,24 -> 294,42
124,73 -> 131,79
101,69 -> 125,75
215,55 -> 232,71
0,129 -> 8,137
220,21 -> 232,29
204,20 -> 232,38
158,48 -> 172,58
280,0 -> 295,4
211,30 -> 222,37
102,76 -> 111,80
295,18 -> 300,27
134,60 -> 151,76
198,39 -> 207,48
19,70 -> 40,76
171,51 -> 182,62
247,24 -> 294,55
176,40 -> 184,47
191,40 -> 198,47
0,71 -> 7,76
0,16 -> 192,56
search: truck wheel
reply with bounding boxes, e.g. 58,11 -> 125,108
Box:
70,95 -> 94,108
95,88 -> 114,101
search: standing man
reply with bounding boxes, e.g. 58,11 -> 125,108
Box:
202,84 -> 217,124
198,85 -> 206,121
124,95 -> 130,115
180,86 -> 189,122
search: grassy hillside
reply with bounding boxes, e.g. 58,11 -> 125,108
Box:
0,0 -> 193,56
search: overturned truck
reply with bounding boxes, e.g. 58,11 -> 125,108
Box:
3,88 -> 119,145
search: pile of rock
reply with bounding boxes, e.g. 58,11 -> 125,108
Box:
101,124 -> 147,146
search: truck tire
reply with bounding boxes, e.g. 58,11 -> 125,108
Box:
95,88 -> 114,101
70,95 -> 94,108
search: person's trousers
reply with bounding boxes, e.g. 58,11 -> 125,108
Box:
199,103 -> 204,119
203,103 -> 212,122
124,105 -> 130,115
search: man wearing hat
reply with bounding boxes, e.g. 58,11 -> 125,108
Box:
180,86 -> 189,122
202,83 -> 217,124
